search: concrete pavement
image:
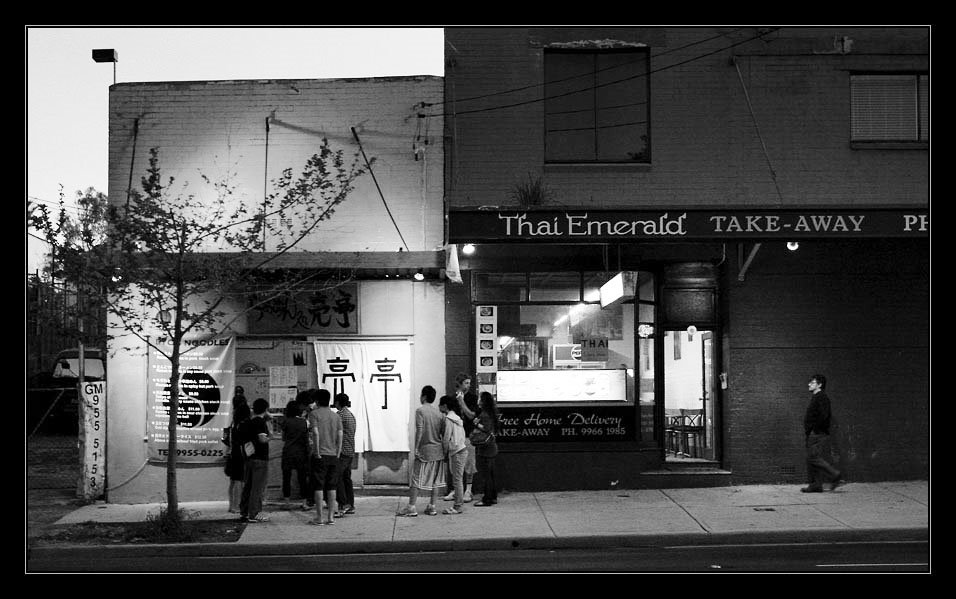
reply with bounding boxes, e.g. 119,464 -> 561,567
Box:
30,480 -> 928,559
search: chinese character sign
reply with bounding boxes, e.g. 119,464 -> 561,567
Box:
147,337 -> 236,462
314,342 -> 411,452
248,284 -> 359,334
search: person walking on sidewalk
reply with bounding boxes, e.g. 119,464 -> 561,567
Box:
308,389 -> 343,526
397,385 -> 446,517
444,372 -> 478,503
801,374 -> 845,493
239,398 -> 272,523
280,400 -> 310,507
439,395 -> 467,515
472,391 -> 500,507
334,392 -> 356,516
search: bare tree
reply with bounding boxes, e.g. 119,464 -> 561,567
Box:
31,139 -> 369,518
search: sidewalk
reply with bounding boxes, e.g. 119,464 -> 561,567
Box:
28,480 -> 927,559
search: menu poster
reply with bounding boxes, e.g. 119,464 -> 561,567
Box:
269,386 -> 298,411
146,336 -> 235,463
476,306 -> 498,377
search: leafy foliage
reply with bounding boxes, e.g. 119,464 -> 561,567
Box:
509,173 -> 552,207
30,139 -> 369,513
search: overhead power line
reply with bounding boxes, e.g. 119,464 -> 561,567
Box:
424,28 -> 746,109
420,28 -> 779,119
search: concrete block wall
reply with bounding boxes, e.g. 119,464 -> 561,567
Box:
444,27 -> 928,209
107,76 -> 444,253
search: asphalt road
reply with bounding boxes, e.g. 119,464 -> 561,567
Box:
27,540 -> 929,573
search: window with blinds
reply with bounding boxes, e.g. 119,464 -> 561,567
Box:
851,73 -> 929,142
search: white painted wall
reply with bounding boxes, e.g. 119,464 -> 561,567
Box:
106,280 -> 445,503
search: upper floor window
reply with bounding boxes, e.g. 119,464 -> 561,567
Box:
850,73 -> 928,143
544,49 -> 650,163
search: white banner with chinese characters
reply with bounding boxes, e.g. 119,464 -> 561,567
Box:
313,341 -> 411,452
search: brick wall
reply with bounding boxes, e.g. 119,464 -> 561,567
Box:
443,28 -> 929,486
444,27 -> 928,210
108,76 -> 444,253
722,239 -> 929,483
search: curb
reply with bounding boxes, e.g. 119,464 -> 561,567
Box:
27,526 -> 928,563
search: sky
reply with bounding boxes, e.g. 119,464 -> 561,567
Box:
26,26 -> 445,273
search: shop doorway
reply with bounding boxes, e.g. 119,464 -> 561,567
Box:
663,329 -> 716,463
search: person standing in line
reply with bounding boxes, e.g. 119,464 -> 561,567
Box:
439,395 -> 467,515
444,373 -> 478,503
334,392 -> 356,516
801,374 -> 845,493
234,386 -> 248,409
224,401 -> 251,513
238,398 -> 272,523
298,389 -> 319,510
307,389 -> 342,526
397,385 -> 446,517
280,399 -> 310,507
472,391 -> 500,507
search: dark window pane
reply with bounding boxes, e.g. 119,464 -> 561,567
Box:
545,49 -> 650,162
662,289 -> 715,324
474,273 -> 527,302
529,272 -> 581,301
596,53 -> 648,161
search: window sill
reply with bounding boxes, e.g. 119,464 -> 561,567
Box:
850,141 -> 928,150
545,162 -> 652,173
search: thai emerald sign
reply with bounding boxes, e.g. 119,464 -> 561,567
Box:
448,209 -> 929,242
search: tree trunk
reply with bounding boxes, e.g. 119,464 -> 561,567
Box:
166,341 -> 180,515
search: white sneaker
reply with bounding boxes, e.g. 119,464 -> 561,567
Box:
442,491 -> 455,501
463,491 -> 473,503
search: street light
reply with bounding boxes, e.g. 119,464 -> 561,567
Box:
92,48 -> 118,85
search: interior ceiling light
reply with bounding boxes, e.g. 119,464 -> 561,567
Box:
462,243 -> 476,255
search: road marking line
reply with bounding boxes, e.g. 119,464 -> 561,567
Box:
816,563 -> 928,568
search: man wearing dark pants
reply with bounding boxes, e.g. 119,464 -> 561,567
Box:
307,389 -> 342,525
239,398 -> 272,523
802,374 -> 845,493
334,393 -> 356,515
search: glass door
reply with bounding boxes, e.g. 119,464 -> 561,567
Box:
663,329 -> 716,462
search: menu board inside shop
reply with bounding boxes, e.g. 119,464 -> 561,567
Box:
497,368 -> 627,403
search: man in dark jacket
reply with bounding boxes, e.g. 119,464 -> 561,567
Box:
802,374 -> 845,493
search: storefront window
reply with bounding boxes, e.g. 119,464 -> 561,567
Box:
474,269 -> 656,443
474,271 -> 658,406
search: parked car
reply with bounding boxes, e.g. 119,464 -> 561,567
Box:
28,348 -> 106,432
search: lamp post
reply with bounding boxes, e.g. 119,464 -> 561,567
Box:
91,48 -> 118,85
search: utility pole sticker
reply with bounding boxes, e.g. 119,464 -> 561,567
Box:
80,381 -> 106,500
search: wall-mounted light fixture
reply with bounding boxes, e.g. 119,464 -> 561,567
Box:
787,241 -> 800,251
92,48 -> 118,85
462,243 -> 476,255
599,271 -> 638,309
413,270 -> 425,281
687,324 -> 697,341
